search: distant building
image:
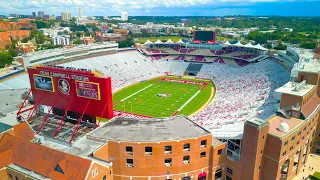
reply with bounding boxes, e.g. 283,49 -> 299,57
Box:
52,35 -> 70,46
79,8 -> 83,19
38,11 -> 44,18
61,12 -> 72,21
49,15 -> 56,20
43,15 -> 49,20
81,35 -> 94,45
0,32 -> 11,50
32,12 -> 36,18
121,11 -> 128,21
16,41 -> 35,54
9,14 -> 19,18
6,30 -> 30,41
181,19 -> 188,23
96,31 -> 126,42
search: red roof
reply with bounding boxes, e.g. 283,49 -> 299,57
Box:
0,122 -> 92,180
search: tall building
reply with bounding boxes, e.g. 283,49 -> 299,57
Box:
38,11 -> 44,18
79,8 -> 83,19
32,12 -> 36,18
121,11 -> 128,21
61,12 -> 72,21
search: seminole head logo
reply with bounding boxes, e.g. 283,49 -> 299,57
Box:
58,79 -> 70,95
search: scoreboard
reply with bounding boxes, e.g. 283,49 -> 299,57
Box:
193,31 -> 216,44
28,66 -> 113,119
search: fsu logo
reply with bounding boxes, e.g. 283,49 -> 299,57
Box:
58,79 -> 70,95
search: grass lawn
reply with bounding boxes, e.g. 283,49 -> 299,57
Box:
309,172 -> 320,180
134,36 -> 188,44
112,76 -> 214,118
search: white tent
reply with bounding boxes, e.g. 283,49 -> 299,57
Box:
154,39 -> 163,44
144,39 -> 153,45
176,39 -> 185,44
224,41 -> 231,46
234,41 -> 245,47
254,44 -> 268,51
165,39 -> 174,44
244,42 -> 255,49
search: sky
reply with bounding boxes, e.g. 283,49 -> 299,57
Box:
1,0 -> 320,17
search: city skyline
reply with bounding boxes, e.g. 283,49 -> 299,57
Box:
1,0 -> 320,17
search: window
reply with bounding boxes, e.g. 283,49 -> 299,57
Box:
260,150 -> 263,154
284,141 -> 288,146
54,164 -> 65,174
183,143 -> 190,151
92,170 -> 95,177
291,136 -> 295,141
303,127 -> 306,131
95,167 -> 98,176
126,146 -> 133,155
164,158 -> 172,166
282,151 -> 287,156
226,176 -> 232,180
200,151 -> 206,158
126,159 -> 133,167
15,177 -> 19,180
164,145 -> 172,154
9,174 -> 12,179
262,135 -> 265,140
227,168 -> 233,174
298,131 -> 301,136
103,175 -> 107,180
183,156 -> 190,164
297,141 -> 300,145
201,140 -> 207,148
302,136 -> 305,140
290,146 -> 293,151
218,149 -> 222,155
145,147 -> 153,155
259,166 -> 261,170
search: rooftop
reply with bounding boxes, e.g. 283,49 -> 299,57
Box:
275,81 -> 315,97
301,94 -> 320,119
268,116 -> 303,138
295,59 -> 320,74
88,116 -> 211,142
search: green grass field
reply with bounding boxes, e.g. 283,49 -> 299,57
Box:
112,77 -> 214,118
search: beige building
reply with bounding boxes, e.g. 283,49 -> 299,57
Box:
61,12 -> 72,21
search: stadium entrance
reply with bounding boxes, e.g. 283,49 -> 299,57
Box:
185,63 -> 203,76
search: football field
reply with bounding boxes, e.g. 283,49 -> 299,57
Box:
113,77 -> 214,118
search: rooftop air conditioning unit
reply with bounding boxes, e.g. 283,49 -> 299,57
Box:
126,164 -> 133,167
164,163 -> 171,167
183,160 -> 190,164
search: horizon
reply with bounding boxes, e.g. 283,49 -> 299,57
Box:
1,0 -> 320,17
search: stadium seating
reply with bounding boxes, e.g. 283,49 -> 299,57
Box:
0,51 -> 290,135
193,60 -> 290,131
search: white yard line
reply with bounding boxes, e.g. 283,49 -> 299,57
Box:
177,90 -> 201,111
120,84 -> 154,101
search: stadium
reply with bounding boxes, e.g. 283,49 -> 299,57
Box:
0,31 -> 319,180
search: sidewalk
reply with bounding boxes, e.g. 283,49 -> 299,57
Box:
293,153 -> 320,180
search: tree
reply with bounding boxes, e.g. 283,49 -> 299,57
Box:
73,39 -> 82,44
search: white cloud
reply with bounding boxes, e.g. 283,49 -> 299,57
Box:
0,0 -> 300,15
